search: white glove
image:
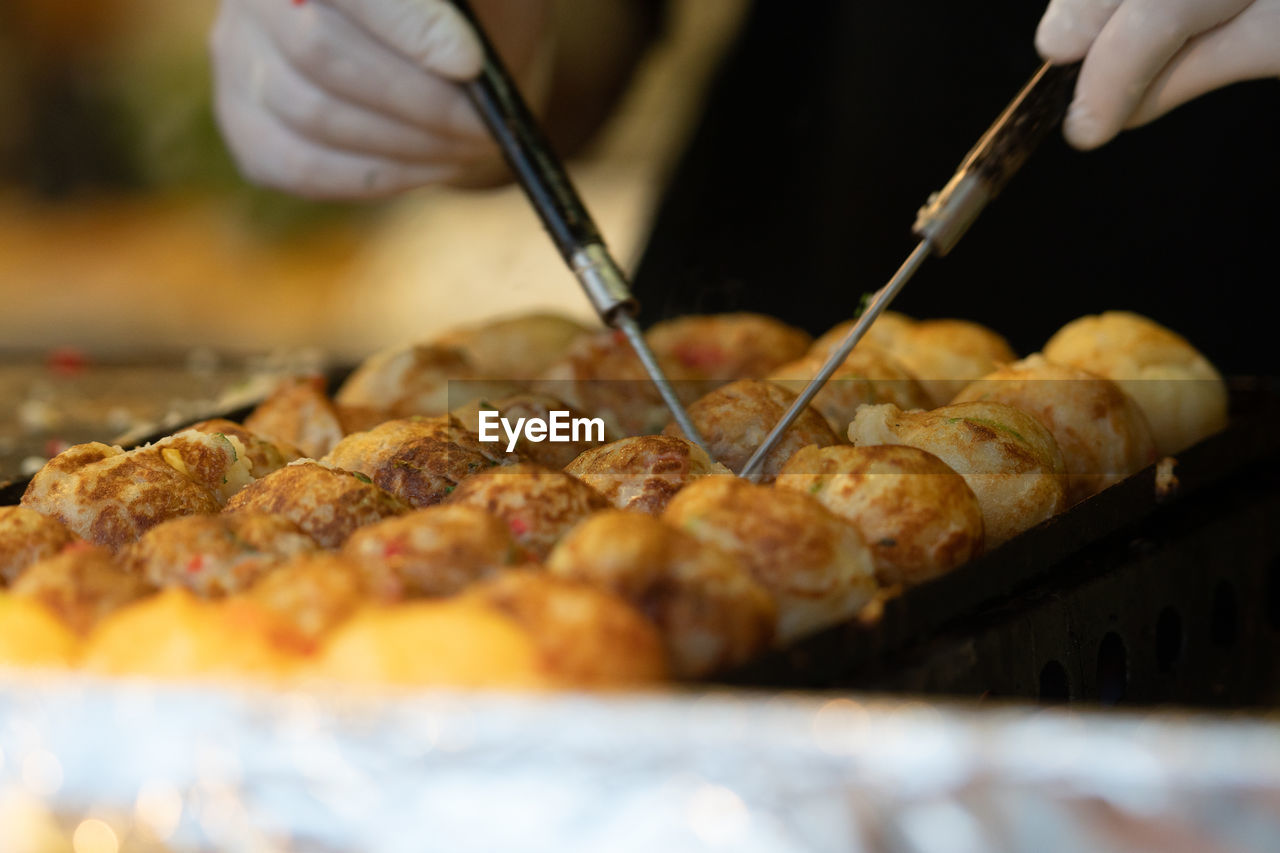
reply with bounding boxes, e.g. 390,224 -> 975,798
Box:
211,0 -> 549,198
1036,0 -> 1280,149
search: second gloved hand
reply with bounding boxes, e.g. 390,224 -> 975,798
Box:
1036,0 -> 1280,149
211,0 -> 550,198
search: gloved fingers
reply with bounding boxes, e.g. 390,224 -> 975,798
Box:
241,0 -> 489,140
220,13 -> 494,167
1036,0 -> 1123,63
1126,0 -> 1280,128
214,88 -> 461,199
323,0 -> 483,79
1064,0 -> 1254,149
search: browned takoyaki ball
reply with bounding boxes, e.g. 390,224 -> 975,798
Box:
22,441 -> 223,550
224,461 -> 409,548
663,476 -> 876,644
335,343 -> 517,418
0,506 -> 79,586
952,355 -> 1158,504
664,379 -> 838,481
233,553 -> 367,653
452,393 -> 612,469
777,445 -> 983,587
188,419 -> 303,479
464,570 -> 667,686
323,416 -> 506,508
848,401 -> 1066,548
768,346 -> 930,433
341,505 -> 524,601
534,330 -> 701,437
121,512 -> 319,598
548,511 -> 775,678
445,463 -> 609,560
10,542 -> 153,636
645,313 -> 812,382
244,376 -> 351,459
811,311 -> 917,358
1043,311 -> 1228,456
433,313 -> 596,381
888,319 -> 1017,406
565,435 -> 732,515
149,429 -> 258,504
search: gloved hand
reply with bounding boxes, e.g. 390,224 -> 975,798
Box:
1036,0 -> 1280,149
211,0 -> 550,198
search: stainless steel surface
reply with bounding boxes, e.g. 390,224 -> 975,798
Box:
739,239 -> 933,481
913,173 -> 990,257
616,313 -> 710,455
569,244 -> 638,323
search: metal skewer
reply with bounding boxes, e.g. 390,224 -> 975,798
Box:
448,0 -> 709,454
740,60 -> 1081,482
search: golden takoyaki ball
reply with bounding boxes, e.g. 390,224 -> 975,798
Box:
768,347 -> 931,433
548,510 -> 774,678
952,354 -> 1158,504
534,330 -> 701,436
662,476 -> 877,643
341,505 -> 524,600
22,441 -> 223,550
0,506 -> 79,586
188,418 -> 303,478
336,343 -> 518,418
564,435 -> 733,515
810,310 -> 917,358
891,319 -> 1017,406
1042,311 -> 1228,456
9,543 -> 153,636
664,379 -> 838,481
322,415 -> 505,508
433,312 -> 596,380
0,592 -> 80,668
848,401 -> 1066,548
244,375 -> 351,459
148,429 -> 257,504
224,461 -> 409,548
645,313 -> 812,382
83,588 -> 295,680
232,554 -> 367,654
445,463 -> 609,560
465,570 -> 668,687
452,393 -> 613,469
121,512 -> 319,597
776,445 -> 983,587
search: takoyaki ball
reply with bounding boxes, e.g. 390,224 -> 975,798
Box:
245,376 -> 356,459
10,543 -> 153,636
149,429 -> 257,504
233,554 -> 367,654
0,506 -> 79,586
952,355 -> 1158,504
452,393 -> 612,469
564,435 -> 732,515
848,402 -> 1066,548
768,347 -> 930,433
1043,311 -> 1228,456
224,461 -> 409,548
810,310 -> 917,358
341,505 -> 523,600
645,313 -> 812,382
662,477 -> 877,644
121,512 -> 319,597
22,442 -> 222,550
534,330 -> 701,436
445,463 -> 609,560
188,418 -> 303,479
892,319 -> 1018,406
465,570 -> 668,687
335,343 -> 518,418
663,380 -> 838,481
776,445 -> 983,587
323,416 -> 505,508
433,312 -> 596,380
548,510 -> 775,677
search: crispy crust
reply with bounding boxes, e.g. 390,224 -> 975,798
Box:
565,435 -> 732,515
0,506 -> 79,586
646,313 -> 812,381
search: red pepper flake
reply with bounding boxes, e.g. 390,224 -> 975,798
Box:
186,554 -> 206,575
61,540 -> 94,555
291,0 -> 307,6
611,329 -> 628,346
382,539 -> 407,559
672,341 -> 724,370
47,347 -> 89,376
507,517 -> 529,536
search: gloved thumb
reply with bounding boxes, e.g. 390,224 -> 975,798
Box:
324,0 -> 484,79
